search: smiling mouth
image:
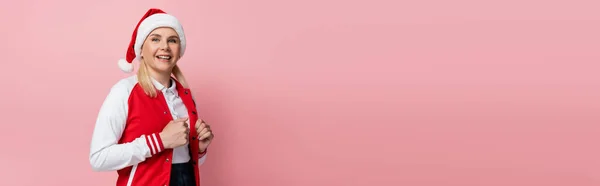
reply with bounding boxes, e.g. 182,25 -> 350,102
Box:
156,55 -> 172,60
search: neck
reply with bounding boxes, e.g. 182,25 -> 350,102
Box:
149,70 -> 172,88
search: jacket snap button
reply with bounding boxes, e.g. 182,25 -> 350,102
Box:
192,111 -> 197,115
166,158 -> 169,162
163,111 -> 167,114
185,91 -> 188,94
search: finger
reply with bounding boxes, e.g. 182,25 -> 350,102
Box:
195,120 -> 201,129
198,131 -> 212,140
196,122 -> 206,131
198,123 -> 209,134
198,128 -> 209,136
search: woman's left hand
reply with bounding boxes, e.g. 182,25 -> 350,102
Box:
195,119 -> 214,153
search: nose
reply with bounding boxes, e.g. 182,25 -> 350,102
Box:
160,40 -> 170,51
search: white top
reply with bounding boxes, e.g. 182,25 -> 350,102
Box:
89,75 -> 207,172
151,77 -> 192,164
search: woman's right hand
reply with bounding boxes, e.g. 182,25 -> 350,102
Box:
159,118 -> 190,149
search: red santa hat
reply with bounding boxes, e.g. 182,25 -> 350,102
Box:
118,8 -> 186,73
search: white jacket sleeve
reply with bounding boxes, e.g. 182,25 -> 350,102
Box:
89,80 -> 162,171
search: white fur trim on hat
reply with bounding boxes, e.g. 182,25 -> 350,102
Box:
118,58 -> 134,73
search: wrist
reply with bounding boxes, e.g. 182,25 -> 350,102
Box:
158,132 -> 170,149
198,148 -> 207,156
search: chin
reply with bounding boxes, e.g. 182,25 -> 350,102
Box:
149,60 -> 176,73
158,65 -> 176,73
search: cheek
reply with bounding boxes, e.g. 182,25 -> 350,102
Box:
170,44 -> 181,54
142,45 -> 157,56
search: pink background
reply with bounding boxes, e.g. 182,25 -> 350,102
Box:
1,0 -> 600,185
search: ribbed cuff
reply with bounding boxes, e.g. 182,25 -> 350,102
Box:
198,148 -> 208,158
145,133 -> 164,156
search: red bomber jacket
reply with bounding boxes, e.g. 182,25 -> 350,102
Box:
89,75 -> 207,186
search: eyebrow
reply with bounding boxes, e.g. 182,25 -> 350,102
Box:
149,34 -> 179,39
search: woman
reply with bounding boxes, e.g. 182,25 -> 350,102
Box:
89,8 -> 214,186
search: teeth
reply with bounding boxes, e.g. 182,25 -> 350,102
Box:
157,56 -> 171,59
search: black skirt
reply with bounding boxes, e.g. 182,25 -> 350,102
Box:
170,162 -> 196,186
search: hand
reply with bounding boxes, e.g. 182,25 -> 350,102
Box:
195,119 -> 214,152
159,118 -> 190,149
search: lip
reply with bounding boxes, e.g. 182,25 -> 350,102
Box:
155,55 -> 172,62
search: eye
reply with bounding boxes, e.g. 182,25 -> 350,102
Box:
168,39 -> 178,43
152,38 -> 160,42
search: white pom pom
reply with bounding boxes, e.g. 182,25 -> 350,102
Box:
118,58 -> 134,73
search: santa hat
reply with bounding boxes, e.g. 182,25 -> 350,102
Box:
118,8 -> 186,73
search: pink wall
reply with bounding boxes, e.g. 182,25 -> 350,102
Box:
1,0 -> 600,185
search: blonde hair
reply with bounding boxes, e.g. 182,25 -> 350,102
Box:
137,59 -> 189,97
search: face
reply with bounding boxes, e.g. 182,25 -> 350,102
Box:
140,27 -> 181,74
